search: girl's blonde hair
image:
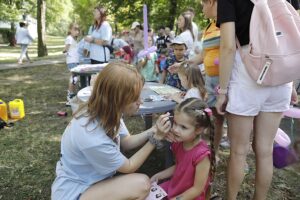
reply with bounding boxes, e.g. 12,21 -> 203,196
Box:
175,98 -> 216,199
178,63 -> 206,99
86,62 -> 143,139
67,23 -> 79,35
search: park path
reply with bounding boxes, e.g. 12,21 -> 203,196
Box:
0,55 -> 65,70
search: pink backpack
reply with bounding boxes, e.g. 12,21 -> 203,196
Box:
238,0 -> 300,86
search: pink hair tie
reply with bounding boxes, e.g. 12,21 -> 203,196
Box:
204,108 -> 213,117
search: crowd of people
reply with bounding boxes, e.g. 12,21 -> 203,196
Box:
51,1 -> 300,200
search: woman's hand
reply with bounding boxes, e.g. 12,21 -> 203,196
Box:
155,113 -> 172,140
84,35 -> 93,43
291,86 -> 298,105
165,131 -> 178,143
215,94 -> 228,115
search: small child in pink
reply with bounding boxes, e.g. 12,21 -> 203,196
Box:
151,98 -> 216,200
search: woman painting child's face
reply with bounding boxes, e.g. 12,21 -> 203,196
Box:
171,112 -> 200,143
122,96 -> 143,116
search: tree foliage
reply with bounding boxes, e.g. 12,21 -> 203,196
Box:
72,0 -> 209,34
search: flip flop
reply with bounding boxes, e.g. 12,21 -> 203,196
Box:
210,193 -> 223,200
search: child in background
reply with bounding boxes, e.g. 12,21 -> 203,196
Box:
137,36 -> 159,82
160,38 -> 188,90
63,23 -> 80,106
121,45 -> 134,64
151,98 -> 216,200
170,64 -> 206,103
157,48 -> 168,83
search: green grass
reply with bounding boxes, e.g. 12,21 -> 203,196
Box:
0,35 -> 65,63
0,63 -> 299,199
0,36 -> 299,199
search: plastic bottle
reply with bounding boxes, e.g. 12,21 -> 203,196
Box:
0,99 -> 8,122
8,99 -> 25,119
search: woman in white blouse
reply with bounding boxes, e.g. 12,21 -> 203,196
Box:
85,5 -> 112,64
175,12 -> 195,57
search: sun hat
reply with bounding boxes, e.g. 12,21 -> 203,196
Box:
171,36 -> 187,49
131,22 -> 140,29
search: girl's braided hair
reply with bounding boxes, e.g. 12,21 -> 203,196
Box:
175,98 -> 216,199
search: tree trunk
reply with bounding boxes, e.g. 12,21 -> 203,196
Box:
37,0 -> 48,57
9,22 -> 16,47
168,0 -> 177,30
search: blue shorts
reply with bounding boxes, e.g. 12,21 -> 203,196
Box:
67,63 -> 79,70
205,75 -> 219,107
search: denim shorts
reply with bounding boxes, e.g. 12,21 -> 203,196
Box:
67,63 -> 79,70
205,75 -> 219,107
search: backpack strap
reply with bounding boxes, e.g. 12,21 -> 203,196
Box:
103,46 -> 107,63
111,38 -> 114,46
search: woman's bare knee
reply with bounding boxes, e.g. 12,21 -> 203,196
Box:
130,173 -> 151,198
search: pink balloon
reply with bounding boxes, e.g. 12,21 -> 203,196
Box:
214,58 -> 219,65
137,46 -> 157,58
274,128 -> 291,147
283,107 -> 300,118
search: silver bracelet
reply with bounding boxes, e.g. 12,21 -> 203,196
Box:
148,132 -> 164,149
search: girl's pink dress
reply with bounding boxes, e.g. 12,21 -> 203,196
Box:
160,141 -> 211,200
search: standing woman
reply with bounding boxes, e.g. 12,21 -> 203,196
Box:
176,12 -> 195,57
85,5 -> 112,64
215,1 -> 297,200
51,62 -> 172,200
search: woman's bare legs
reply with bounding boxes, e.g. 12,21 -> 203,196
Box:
252,112 -> 282,200
226,113 -> 254,200
80,173 -> 151,200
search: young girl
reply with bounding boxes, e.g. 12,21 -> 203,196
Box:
151,98 -> 216,200
170,63 -> 206,103
63,23 -> 80,106
184,0 -> 225,162
121,45 -> 134,64
137,36 -> 159,82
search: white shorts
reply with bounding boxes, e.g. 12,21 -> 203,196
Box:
226,49 -> 293,116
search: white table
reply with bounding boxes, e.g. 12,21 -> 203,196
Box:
71,63 -> 108,88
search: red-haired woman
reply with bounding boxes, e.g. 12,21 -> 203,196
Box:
85,5 -> 112,64
51,62 -> 172,200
